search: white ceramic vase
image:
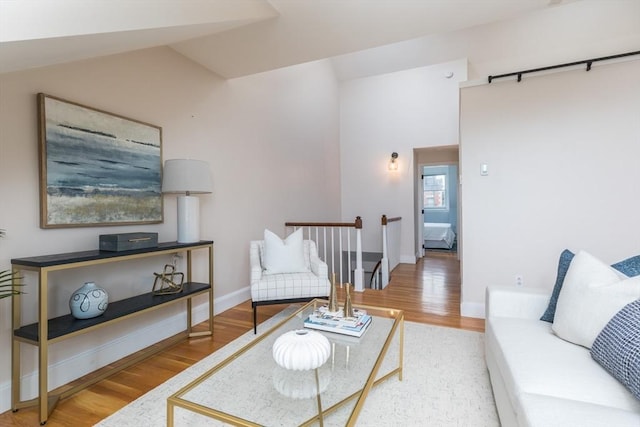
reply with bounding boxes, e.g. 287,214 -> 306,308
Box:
69,281 -> 109,319
272,329 -> 331,371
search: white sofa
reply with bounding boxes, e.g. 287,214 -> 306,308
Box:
485,286 -> 640,427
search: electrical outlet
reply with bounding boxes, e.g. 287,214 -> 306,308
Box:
515,275 -> 523,287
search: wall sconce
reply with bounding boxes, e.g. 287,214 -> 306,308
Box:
388,152 -> 399,171
162,159 -> 212,243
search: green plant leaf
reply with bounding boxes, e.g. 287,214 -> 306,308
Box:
0,269 -> 24,299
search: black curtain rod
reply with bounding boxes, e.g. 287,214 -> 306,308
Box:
488,50 -> 640,83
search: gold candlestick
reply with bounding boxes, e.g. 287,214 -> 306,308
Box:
328,273 -> 339,313
343,283 -> 354,318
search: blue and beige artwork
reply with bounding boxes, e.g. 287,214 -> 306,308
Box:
43,96 -> 162,226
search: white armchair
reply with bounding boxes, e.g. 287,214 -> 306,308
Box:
250,239 -> 330,333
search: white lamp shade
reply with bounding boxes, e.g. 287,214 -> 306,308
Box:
162,159 -> 212,194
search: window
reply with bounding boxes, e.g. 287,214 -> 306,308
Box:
423,174 -> 447,209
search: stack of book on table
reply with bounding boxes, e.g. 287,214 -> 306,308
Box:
303,307 -> 372,338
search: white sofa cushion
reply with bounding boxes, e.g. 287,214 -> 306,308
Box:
487,316 -> 640,412
552,250 -> 639,348
518,393 -> 640,427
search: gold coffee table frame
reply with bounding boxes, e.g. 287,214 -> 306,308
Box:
167,299 -> 404,426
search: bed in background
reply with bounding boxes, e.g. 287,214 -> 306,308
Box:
423,222 -> 456,250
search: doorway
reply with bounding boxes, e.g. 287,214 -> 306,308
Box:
413,145 -> 460,259
422,165 -> 458,252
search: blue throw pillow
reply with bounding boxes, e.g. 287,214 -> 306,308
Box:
612,255 -> 640,277
540,251 -> 640,323
591,300 -> 640,400
540,249 -> 574,322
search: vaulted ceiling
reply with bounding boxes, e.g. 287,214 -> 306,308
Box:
0,0 -> 580,78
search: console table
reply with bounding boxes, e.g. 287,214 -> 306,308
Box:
11,240 -> 214,425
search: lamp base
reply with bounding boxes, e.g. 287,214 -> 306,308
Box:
177,195 -> 200,243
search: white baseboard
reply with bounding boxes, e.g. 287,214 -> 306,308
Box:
214,286 -> 250,314
0,288 -> 252,414
400,255 -> 417,264
461,301 -> 486,319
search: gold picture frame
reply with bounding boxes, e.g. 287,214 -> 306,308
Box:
37,93 -> 163,228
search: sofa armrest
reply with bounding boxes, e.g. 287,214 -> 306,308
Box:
310,255 -> 328,278
250,241 -> 263,284
486,286 -> 551,320
250,265 -> 263,284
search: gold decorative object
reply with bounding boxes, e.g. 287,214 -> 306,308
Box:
152,264 -> 185,295
343,283 -> 354,318
328,273 -> 339,313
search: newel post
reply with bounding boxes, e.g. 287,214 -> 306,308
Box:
381,215 -> 390,287
354,216 -> 364,292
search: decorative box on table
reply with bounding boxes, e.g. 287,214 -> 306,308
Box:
99,232 -> 158,251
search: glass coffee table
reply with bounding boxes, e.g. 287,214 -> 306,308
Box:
167,299 -> 404,426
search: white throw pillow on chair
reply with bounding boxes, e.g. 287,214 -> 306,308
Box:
263,228 -> 309,274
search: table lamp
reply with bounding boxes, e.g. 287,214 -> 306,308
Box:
162,159 -> 212,243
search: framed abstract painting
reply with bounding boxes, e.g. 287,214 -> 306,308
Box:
37,93 -> 163,228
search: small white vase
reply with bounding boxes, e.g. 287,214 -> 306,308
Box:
69,282 -> 109,319
272,329 -> 331,371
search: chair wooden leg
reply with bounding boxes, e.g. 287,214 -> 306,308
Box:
253,303 -> 257,334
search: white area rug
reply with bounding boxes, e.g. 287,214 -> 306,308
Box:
95,308 -> 498,426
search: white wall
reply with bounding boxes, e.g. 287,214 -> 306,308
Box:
339,59 -> 467,262
459,59 -> 640,318
0,47 -> 340,410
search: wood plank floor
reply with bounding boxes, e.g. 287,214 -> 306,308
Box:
0,251 -> 483,426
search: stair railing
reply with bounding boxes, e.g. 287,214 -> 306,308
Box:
285,217 -> 365,292
380,215 -> 402,289
370,259 -> 382,290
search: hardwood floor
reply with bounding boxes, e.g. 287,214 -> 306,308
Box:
0,251 -> 483,426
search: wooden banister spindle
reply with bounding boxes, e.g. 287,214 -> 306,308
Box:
354,216 -> 364,292
381,215 -> 390,288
